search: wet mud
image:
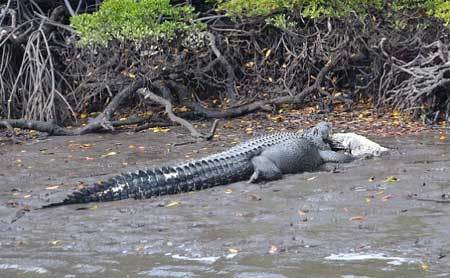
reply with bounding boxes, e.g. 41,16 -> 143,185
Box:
0,127 -> 449,277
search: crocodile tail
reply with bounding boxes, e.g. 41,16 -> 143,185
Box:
41,167 -> 179,208
41,180 -> 119,208
42,154 -> 254,208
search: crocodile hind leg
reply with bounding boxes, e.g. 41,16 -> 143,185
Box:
248,155 -> 283,183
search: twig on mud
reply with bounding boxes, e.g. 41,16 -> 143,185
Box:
138,87 -> 218,140
415,198 -> 450,204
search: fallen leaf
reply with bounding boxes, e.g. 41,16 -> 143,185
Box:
391,111 -> 401,118
51,240 -> 61,246
225,189 -> 233,194
173,106 -> 190,112
135,244 -> 145,252
420,263 -> 429,271
90,205 -> 98,210
166,201 -> 181,207
381,194 -> 393,202
384,176 -> 399,182
267,114 -> 284,122
247,193 -> 261,201
244,61 -> 254,68
101,151 -> 117,158
149,127 -> 170,133
269,245 -> 279,254
349,216 -> 367,221
223,122 -> 234,129
228,248 -> 240,254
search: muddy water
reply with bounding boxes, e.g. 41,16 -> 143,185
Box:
0,128 -> 449,277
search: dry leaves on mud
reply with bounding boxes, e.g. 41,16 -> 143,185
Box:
149,127 -> 170,133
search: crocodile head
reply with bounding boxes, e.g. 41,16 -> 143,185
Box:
304,121 -> 332,140
302,122 -> 333,150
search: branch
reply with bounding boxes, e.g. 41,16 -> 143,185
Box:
63,0 -> 76,16
189,52 -> 342,118
0,119 -> 72,135
137,87 -> 217,140
77,79 -> 145,135
206,32 -> 237,100
0,79 -> 145,136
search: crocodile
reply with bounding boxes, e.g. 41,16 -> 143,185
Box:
42,122 -> 352,208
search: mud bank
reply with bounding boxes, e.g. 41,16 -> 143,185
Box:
0,127 -> 449,277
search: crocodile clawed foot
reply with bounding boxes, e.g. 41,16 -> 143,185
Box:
247,170 -> 259,183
